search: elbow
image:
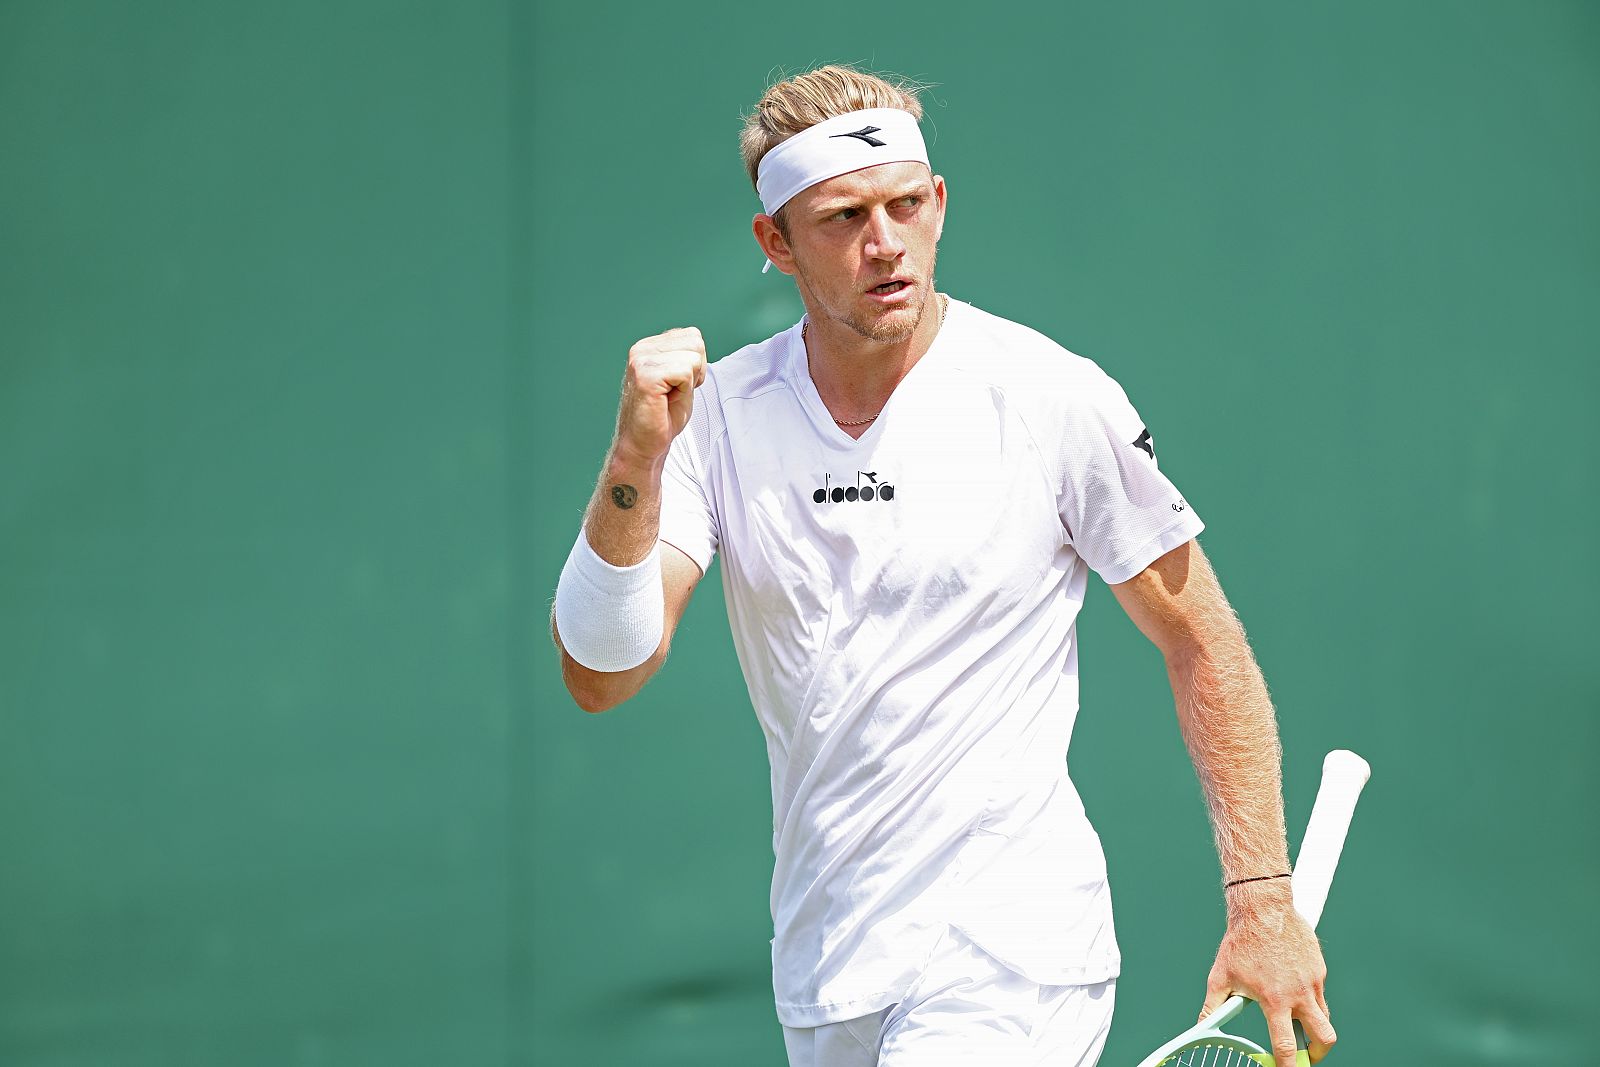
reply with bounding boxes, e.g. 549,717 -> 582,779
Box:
567,680 -> 622,714
551,614 -> 640,713
559,645 -> 660,713
1161,633 -> 1206,670
1164,618 -> 1249,670
560,660 -> 629,714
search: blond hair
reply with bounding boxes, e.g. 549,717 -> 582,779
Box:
740,65 -> 928,197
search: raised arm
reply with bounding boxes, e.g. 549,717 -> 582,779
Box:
552,327 -> 708,713
1110,539 -> 1337,1067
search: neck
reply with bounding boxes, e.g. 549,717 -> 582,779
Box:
802,291 -> 946,435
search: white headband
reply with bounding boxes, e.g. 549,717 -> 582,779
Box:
756,107 -> 930,216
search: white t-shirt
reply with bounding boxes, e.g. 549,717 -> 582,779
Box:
658,297 -> 1204,1028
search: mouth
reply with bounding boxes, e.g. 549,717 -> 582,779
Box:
865,278 -> 915,304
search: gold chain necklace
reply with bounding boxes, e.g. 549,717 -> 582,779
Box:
804,293 -> 948,426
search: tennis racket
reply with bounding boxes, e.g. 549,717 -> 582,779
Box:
1132,748 -> 1372,1067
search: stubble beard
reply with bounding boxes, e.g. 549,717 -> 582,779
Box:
851,286 -> 929,344
800,250 -> 939,347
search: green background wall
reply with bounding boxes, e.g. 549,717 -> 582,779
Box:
2,2 -> 1593,1064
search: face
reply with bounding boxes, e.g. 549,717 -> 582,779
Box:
756,161 -> 947,345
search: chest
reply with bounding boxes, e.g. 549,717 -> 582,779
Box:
712,383 -> 1065,615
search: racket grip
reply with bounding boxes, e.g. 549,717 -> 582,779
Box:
1291,749 -> 1371,930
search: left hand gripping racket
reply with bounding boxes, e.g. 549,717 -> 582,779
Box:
1132,749 -> 1372,1067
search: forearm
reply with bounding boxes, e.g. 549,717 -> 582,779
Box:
1165,610 -> 1290,888
553,446 -> 671,709
1117,543 -> 1331,1063
552,324 -> 706,708
1173,626 -> 1339,1065
582,443 -> 666,565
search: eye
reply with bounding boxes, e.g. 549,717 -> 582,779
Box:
896,195 -> 923,210
828,207 -> 859,221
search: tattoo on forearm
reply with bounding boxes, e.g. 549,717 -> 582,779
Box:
609,484 -> 639,509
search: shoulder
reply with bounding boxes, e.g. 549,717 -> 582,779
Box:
675,322 -> 798,459
702,324 -> 797,403
943,300 -> 1129,419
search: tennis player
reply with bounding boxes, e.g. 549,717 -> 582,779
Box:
553,65 -> 1336,1067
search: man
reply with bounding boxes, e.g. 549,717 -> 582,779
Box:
553,65 -> 1335,1067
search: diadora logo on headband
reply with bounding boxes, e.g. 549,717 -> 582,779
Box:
829,126 -> 887,147
755,107 -> 929,263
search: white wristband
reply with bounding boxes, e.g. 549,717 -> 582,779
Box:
553,530 -> 664,672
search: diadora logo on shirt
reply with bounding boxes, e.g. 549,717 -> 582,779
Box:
813,470 -> 895,503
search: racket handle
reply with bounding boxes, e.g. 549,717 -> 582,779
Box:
1291,749 -> 1371,930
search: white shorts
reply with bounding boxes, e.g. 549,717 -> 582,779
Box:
781,925 -> 1115,1067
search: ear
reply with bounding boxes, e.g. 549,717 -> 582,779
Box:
931,174 -> 948,242
752,214 -> 797,276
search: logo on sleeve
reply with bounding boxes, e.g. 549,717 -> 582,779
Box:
1132,427 -> 1155,459
829,126 -> 886,148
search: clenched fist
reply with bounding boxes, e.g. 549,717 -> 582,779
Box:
614,326 -> 707,467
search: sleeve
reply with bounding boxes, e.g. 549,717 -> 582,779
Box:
1056,366 -> 1204,585
656,383 -> 720,576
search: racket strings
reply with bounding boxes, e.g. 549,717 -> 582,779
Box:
1163,1044 -> 1261,1066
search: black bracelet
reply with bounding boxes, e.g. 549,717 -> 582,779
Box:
1224,872 -> 1292,889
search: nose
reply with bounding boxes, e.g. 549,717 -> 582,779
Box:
862,206 -> 906,262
